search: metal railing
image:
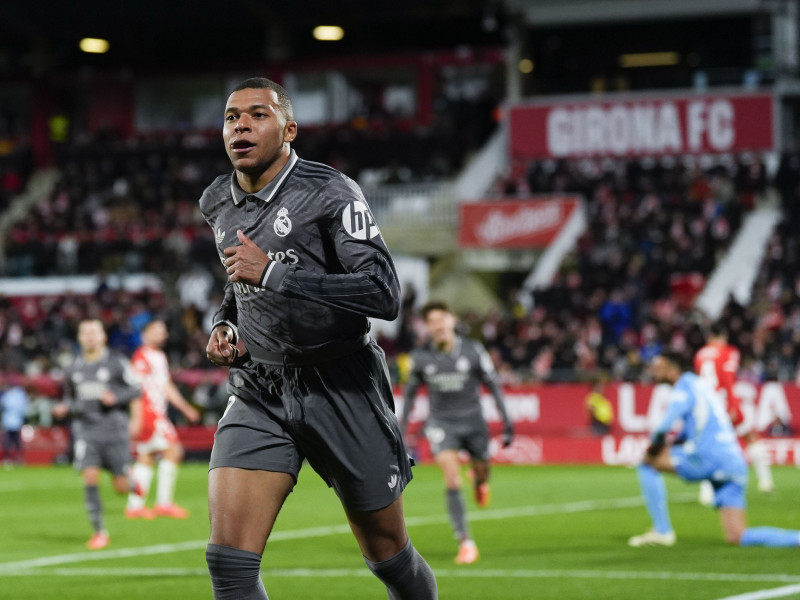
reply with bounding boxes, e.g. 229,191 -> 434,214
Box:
362,181 -> 459,228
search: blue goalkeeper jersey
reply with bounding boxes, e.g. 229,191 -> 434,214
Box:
654,372 -> 746,466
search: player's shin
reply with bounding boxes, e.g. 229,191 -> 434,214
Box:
84,484 -> 104,532
746,441 -> 775,493
206,543 -> 269,600
740,527 -> 800,547
127,462 -> 153,509
636,464 -> 673,534
446,489 -> 469,541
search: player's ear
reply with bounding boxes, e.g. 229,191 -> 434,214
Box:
284,120 -> 297,143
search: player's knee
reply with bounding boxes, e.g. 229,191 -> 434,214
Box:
112,476 -> 129,494
206,543 -> 265,598
364,539 -> 437,599
722,523 -> 745,545
165,444 -> 184,463
444,475 -> 462,489
724,530 -> 742,545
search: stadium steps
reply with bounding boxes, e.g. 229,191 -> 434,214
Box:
694,193 -> 783,320
0,168 -> 60,261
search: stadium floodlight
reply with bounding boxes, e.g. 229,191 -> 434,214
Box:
518,58 -> 534,74
313,26 -> 345,41
79,38 -> 110,54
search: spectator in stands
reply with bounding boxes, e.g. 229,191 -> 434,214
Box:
585,379 -> 614,436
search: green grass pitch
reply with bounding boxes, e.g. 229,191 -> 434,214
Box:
1,462 -> 799,599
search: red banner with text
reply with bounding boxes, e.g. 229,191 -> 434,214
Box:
398,381 -> 800,466
458,197 -> 580,248
13,382 -> 800,467
509,91 -> 776,160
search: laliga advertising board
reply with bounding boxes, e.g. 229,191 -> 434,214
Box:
396,382 -> 800,466
508,90 -> 775,159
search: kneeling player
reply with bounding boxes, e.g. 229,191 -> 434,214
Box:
629,351 -> 799,548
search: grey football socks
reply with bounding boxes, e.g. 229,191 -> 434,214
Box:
206,543 -> 268,600
84,485 -> 104,533
446,488 -> 469,541
364,539 -> 438,600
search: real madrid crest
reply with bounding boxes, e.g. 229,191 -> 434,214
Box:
274,207 -> 292,237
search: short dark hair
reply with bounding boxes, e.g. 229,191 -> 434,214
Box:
231,77 -> 294,121
660,349 -> 691,373
420,300 -> 451,320
708,322 -> 727,338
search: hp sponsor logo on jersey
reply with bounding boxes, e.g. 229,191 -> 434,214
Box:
274,207 -> 292,237
343,200 -> 380,240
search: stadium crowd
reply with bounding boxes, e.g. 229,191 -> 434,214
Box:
1,139 -> 799,421
476,152 -> 799,384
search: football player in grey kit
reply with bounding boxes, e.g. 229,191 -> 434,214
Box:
52,318 -> 144,550
201,78 -> 437,600
400,301 -> 513,565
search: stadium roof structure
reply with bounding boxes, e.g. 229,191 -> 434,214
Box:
0,0 -> 506,76
506,0 -> 769,25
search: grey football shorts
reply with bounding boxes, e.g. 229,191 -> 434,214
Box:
73,437 -> 132,476
424,418 -> 490,460
210,341 -> 413,512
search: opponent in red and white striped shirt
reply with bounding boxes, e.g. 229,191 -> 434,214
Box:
694,324 -> 774,501
125,319 -> 200,519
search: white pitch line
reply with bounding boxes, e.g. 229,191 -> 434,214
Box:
1,567 -> 799,584
0,479 -> 81,493
0,492 -> 706,573
714,584 -> 800,600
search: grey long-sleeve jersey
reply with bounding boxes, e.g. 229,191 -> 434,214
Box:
401,336 -> 512,431
62,348 -> 141,443
199,151 -> 401,357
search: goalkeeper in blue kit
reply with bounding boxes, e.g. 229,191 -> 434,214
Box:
629,351 -> 800,548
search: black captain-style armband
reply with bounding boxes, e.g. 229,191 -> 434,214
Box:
646,432 -> 667,457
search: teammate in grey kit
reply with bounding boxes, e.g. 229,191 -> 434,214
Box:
52,319 -> 144,550
201,78 -> 437,600
400,301 -> 513,565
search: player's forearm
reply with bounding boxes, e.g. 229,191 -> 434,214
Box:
264,254 -> 401,320
485,379 -> 511,425
112,385 -> 141,406
212,281 -> 239,328
400,387 -> 420,430
166,382 -> 190,409
653,403 -> 684,437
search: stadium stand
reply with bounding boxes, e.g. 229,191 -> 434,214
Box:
0,0 -> 799,440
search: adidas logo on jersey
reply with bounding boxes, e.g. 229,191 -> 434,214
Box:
215,228 -> 226,245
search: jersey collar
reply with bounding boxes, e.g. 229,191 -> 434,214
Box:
230,149 -> 299,206
431,335 -> 462,357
